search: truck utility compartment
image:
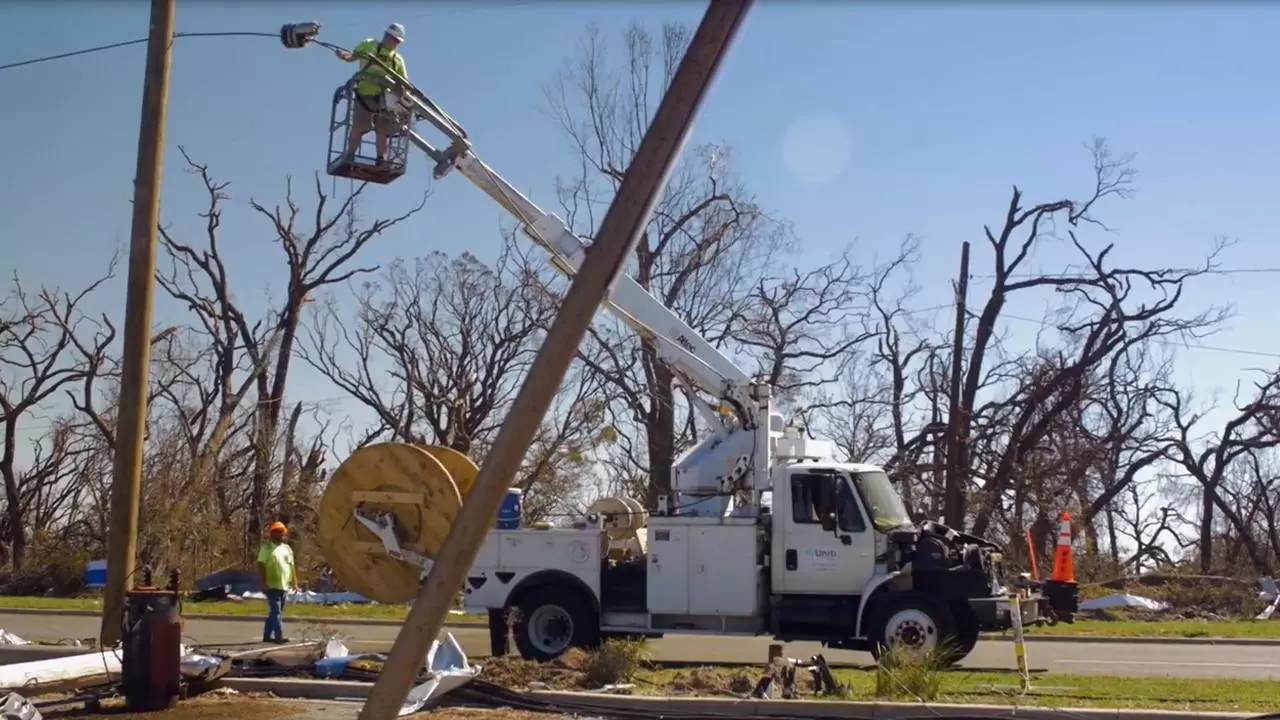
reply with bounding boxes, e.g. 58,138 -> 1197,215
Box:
646,518 -> 762,616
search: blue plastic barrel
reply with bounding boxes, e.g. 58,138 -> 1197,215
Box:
496,488 -> 523,530
84,560 -> 107,588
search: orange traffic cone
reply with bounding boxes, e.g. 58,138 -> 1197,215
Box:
1049,511 -> 1075,583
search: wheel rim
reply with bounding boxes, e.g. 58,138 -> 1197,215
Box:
883,608 -> 939,654
527,604 -> 574,655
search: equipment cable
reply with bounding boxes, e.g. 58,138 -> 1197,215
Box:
0,31 -> 291,72
0,0 -> 538,72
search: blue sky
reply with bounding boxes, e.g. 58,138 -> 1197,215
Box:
4,0 -> 1280,455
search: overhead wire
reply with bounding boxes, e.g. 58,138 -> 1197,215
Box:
973,267 -> 1280,280
0,1 -> 537,73
3,13 -> 1279,437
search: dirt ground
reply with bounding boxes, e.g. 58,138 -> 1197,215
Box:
39,693 -> 567,720
476,648 -> 762,696
41,694 -> 330,720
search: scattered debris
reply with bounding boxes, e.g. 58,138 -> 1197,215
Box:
0,649 -> 121,693
1077,574 -> 1280,621
0,692 -> 40,720
1079,593 -> 1170,612
399,632 -> 479,716
202,686 -> 240,698
180,645 -> 232,683
0,631 -> 29,647
1257,578 -> 1278,620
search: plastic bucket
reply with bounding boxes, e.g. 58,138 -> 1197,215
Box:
496,488 -> 523,529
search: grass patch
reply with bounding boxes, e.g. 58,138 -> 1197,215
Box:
0,595 -> 487,624
1019,617 -> 1279,639
843,670 -> 1275,712
579,637 -> 651,687
873,644 -> 947,701
470,647 -> 1279,713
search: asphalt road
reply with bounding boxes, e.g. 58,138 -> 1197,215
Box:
1,612 -> 1276,681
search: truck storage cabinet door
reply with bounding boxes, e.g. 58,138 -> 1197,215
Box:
775,470 -> 875,595
688,522 -> 760,615
646,524 -> 689,614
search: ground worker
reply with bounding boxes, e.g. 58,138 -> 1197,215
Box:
335,23 -> 409,166
257,520 -> 298,644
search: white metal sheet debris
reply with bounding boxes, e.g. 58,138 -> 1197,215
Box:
397,632 -> 479,717
0,648 -> 121,692
0,692 -> 40,720
1257,578 -> 1278,620
0,632 -> 28,647
1079,593 -> 1170,611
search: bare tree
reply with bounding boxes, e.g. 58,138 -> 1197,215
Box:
1160,375 -> 1280,574
304,238 -> 612,516
0,271 -> 114,570
949,139 -> 1228,537
731,246 -> 917,417
545,22 -> 786,505
157,148 -> 425,548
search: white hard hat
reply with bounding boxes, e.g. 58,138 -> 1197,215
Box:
386,23 -> 405,41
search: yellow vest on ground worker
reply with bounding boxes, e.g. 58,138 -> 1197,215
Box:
257,541 -> 295,591
352,39 -> 407,98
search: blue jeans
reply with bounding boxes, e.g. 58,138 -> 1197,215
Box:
264,589 -> 286,641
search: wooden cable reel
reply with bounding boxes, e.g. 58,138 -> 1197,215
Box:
587,496 -> 647,541
587,496 -> 648,558
317,442 -> 479,603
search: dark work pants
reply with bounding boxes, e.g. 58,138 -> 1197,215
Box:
264,589 -> 286,641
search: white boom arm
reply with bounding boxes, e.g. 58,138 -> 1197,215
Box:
375,78 -> 782,509
387,86 -> 762,430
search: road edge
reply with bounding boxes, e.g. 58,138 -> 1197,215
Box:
0,607 -> 1276,646
219,678 -> 1256,719
0,606 -> 483,630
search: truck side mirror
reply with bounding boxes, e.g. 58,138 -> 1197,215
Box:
820,513 -> 837,533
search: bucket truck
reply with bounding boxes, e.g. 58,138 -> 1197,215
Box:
316,55 -> 1079,665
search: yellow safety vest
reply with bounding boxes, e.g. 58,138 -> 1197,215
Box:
352,39 -> 406,98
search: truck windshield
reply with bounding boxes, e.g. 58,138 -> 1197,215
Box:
851,471 -> 912,531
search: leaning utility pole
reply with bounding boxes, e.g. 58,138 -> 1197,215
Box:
943,240 -> 970,529
357,1 -> 754,717
101,0 -> 176,647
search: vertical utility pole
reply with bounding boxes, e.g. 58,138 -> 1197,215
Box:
357,1 -> 753,717
101,0 -> 177,647
943,241 -> 970,529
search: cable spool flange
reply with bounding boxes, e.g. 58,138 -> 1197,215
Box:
317,442 -> 476,604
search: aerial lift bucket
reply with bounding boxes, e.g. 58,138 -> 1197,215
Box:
325,82 -> 413,185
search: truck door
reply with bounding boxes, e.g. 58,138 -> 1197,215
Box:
772,468 -> 876,595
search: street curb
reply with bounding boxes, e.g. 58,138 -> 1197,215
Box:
0,608 -> 1276,646
981,633 -> 1280,646
218,679 -> 1254,720
528,690 -> 1256,720
0,606 -> 484,629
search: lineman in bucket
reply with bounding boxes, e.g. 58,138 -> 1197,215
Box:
335,23 -> 409,166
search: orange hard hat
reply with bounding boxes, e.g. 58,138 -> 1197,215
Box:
268,521 -> 288,534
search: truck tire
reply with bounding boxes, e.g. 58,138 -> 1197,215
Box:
868,592 -> 958,663
949,605 -> 980,663
511,585 -> 599,662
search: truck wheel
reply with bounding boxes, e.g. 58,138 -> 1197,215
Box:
946,602 -> 980,664
511,586 -> 599,662
868,593 -> 956,663
950,618 -> 979,663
